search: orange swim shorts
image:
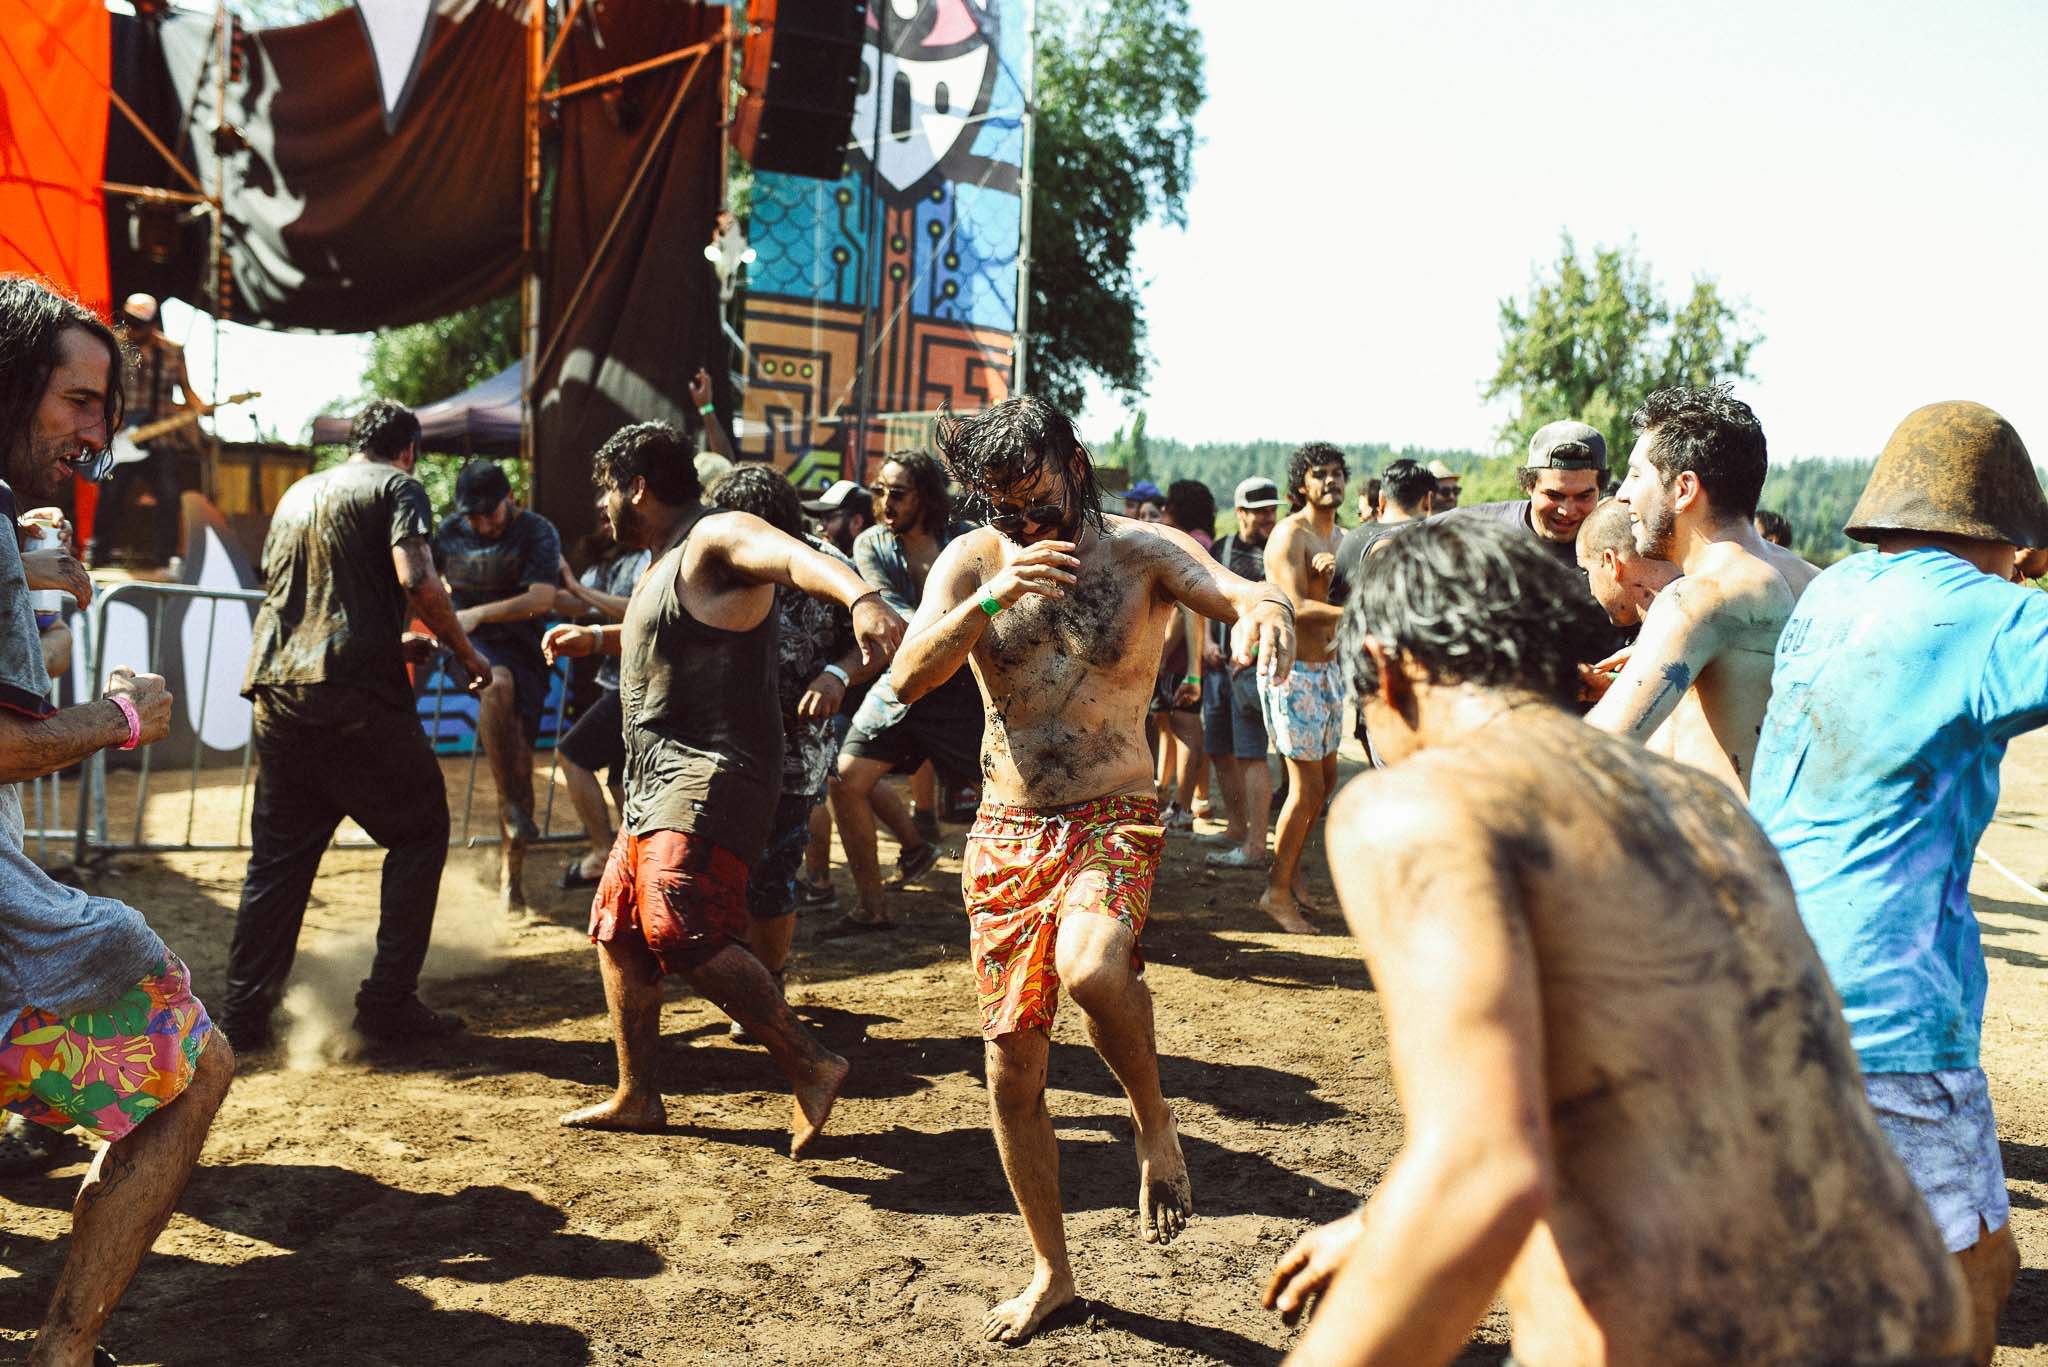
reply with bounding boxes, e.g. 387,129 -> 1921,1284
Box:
961,794 -> 1164,1039
589,828 -> 750,978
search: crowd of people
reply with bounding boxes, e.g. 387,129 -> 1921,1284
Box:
1,266 -> 2044,1365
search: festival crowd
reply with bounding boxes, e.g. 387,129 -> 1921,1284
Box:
2,269 -> 2044,1366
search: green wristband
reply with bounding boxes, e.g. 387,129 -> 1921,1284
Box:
980,594 -> 1004,617
1181,674 -> 1200,686
698,401 -> 715,416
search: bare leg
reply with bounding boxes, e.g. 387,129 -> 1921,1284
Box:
870,776 -> 923,849
1169,713 -> 1203,809
1209,750 -> 1247,843
561,756 -> 613,878
559,936 -> 666,1132
479,667 -> 534,908
31,1038 -> 235,1367
1258,755 -> 1327,932
1238,755 -> 1273,859
831,755 -> 895,925
1155,725 -> 1175,792
747,915 -> 797,977
911,760 -> 936,825
1955,1218 -> 2019,1367
983,1028 -> 1076,1343
685,944 -> 846,1157
804,795 -> 834,885
1055,914 -> 1192,1246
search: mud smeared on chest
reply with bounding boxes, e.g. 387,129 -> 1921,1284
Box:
982,561 -> 1136,670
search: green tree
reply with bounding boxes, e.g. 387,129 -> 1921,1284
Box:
1485,234 -> 1761,481
1024,0 -> 1204,415
358,293 -> 521,411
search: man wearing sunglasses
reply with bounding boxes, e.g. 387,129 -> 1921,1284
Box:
890,396 -> 1295,1345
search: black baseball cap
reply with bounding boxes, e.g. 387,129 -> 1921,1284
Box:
1526,421 -> 1607,470
801,479 -> 872,517
455,460 -> 512,515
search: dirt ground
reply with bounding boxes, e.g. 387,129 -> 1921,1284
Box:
6,731 -> 2048,1365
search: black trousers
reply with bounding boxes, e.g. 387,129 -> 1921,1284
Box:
224,685 -> 450,1022
89,448 -> 182,566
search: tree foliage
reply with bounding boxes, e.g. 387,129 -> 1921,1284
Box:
1024,0 -> 1204,416
1485,234 -> 1761,483
357,293 -> 521,412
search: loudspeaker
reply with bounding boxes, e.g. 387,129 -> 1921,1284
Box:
733,0 -> 867,179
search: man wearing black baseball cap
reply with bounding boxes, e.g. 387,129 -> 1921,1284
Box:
1452,420 -> 1608,569
801,479 -> 874,556
432,460 -> 564,909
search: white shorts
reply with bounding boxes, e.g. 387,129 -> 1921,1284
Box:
1259,658 -> 1345,761
1865,1067 -> 2008,1253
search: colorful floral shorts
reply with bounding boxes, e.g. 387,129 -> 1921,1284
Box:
0,953 -> 212,1144
1259,657 -> 1347,760
962,794 -> 1164,1039
590,828 -> 751,978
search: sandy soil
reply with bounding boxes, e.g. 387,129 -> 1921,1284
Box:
4,732 -> 2048,1366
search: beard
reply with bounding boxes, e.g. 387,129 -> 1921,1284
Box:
1632,503 -> 1677,560
609,497 -> 645,548
10,427 -> 79,504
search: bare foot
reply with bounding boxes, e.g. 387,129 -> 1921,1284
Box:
982,1265 -> 1076,1344
789,1052 -> 850,1158
1291,885 -> 1333,917
1134,1109 -> 1194,1244
559,1093 -> 665,1132
1253,888 -> 1316,934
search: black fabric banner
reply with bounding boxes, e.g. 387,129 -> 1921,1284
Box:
533,3 -> 729,544
106,0 -> 523,332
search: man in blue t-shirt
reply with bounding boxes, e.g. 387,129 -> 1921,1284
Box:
433,460 -> 562,909
1750,400 -> 2048,1366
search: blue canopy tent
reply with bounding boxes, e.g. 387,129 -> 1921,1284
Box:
311,363 -> 522,455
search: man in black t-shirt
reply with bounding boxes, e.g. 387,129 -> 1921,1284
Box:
433,460 -> 563,909
223,401 -> 490,1050
1200,477 -> 1281,870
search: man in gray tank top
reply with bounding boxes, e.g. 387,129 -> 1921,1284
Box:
890,397 -> 1298,1343
543,423 -> 904,1157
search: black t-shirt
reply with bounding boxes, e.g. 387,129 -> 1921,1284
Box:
1331,519 -> 1418,605
1207,532 -> 1267,654
243,460 -> 434,710
432,508 -> 562,656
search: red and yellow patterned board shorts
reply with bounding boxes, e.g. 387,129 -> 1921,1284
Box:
0,952 -> 212,1144
962,794 -> 1164,1039
590,828 -> 751,979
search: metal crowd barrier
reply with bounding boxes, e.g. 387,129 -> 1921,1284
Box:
21,580 -> 580,865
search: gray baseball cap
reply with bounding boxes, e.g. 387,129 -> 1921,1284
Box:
1526,421 -> 1608,470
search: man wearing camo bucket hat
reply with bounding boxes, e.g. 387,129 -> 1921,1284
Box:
1750,400 -> 2048,1367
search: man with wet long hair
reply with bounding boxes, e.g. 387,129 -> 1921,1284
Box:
891,395 -> 1295,1344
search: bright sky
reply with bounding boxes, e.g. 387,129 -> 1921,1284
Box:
1080,0 -> 2048,462
180,0 -> 2048,466
161,297 -> 367,445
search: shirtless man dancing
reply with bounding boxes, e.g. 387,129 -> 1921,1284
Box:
1265,519 -> 1967,1367
1584,385 -> 1817,792
1258,443 -> 1348,932
889,397 -> 1294,1343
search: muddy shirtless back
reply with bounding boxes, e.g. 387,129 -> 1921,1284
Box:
1366,709 -> 1963,1366
953,519 -> 1199,808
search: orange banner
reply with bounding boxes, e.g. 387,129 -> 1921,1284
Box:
0,0 -> 111,314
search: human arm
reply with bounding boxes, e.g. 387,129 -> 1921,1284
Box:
888,532 -> 1081,703
20,549 -> 92,608
692,368 -> 735,460
1171,606 -> 1204,707
0,669 -> 172,783
555,560 -> 634,622
701,511 -> 904,665
1265,521 -> 1343,634
1273,779 -> 1553,1367
850,527 -> 920,619
393,536 -> 493,685
542,622 -> 622,664
1583,577 -> 1724,742
1145,522 -> 1295,681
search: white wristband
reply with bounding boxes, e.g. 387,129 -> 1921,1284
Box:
821,663 -> 850,686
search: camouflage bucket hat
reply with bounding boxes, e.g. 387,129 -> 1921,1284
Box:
1845,400 -> 2048,547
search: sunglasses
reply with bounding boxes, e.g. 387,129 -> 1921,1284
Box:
985,500 -> 1065,534
868,484 -> 914,502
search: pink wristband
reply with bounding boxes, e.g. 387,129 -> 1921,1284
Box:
108,694 -> 141,751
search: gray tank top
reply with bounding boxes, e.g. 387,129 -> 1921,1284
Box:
619,522 -> 782,860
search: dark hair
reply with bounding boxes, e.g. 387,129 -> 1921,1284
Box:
1339,518 -> 1612,707
0,275 -> 125,467
1753,508 -> 1792,546
1362,477 -> 1382,510
1517,465 -> 1607,496
933,396 -> 1101,537
591,420 -> 701,506
879,448 -> 952,540
1379,458 -> 1438,515
708,462 -> 803,538
1576,497 -> 1636,558
1163,478 -> 1215,534
1632,383 -> 1768,519
350,398 -> 420,461
1287,441 -> 1349,507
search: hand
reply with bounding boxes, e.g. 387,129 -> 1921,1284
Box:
1577,646 -> 1631,703
542,622 -> 598,666
689,367 -> 714,409
456,647 -> 493,694
455,606 -> 484,635
1172,677 -> 1201,708
104,668 -> 172,746
851,594 -> 906,666
984,539 -> 1081,610
1201,637 -> 1224,671
798,669 -> 847,720
400,631 -> 440,665
1310,550 -> 1337,579
19,507 -> 72,554
559,557 -> 582,589
2016,546 -> 2048,582
1231,593 -> 1295,684
1262,1209 -> 1367,1325
20,548 -> 92,607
